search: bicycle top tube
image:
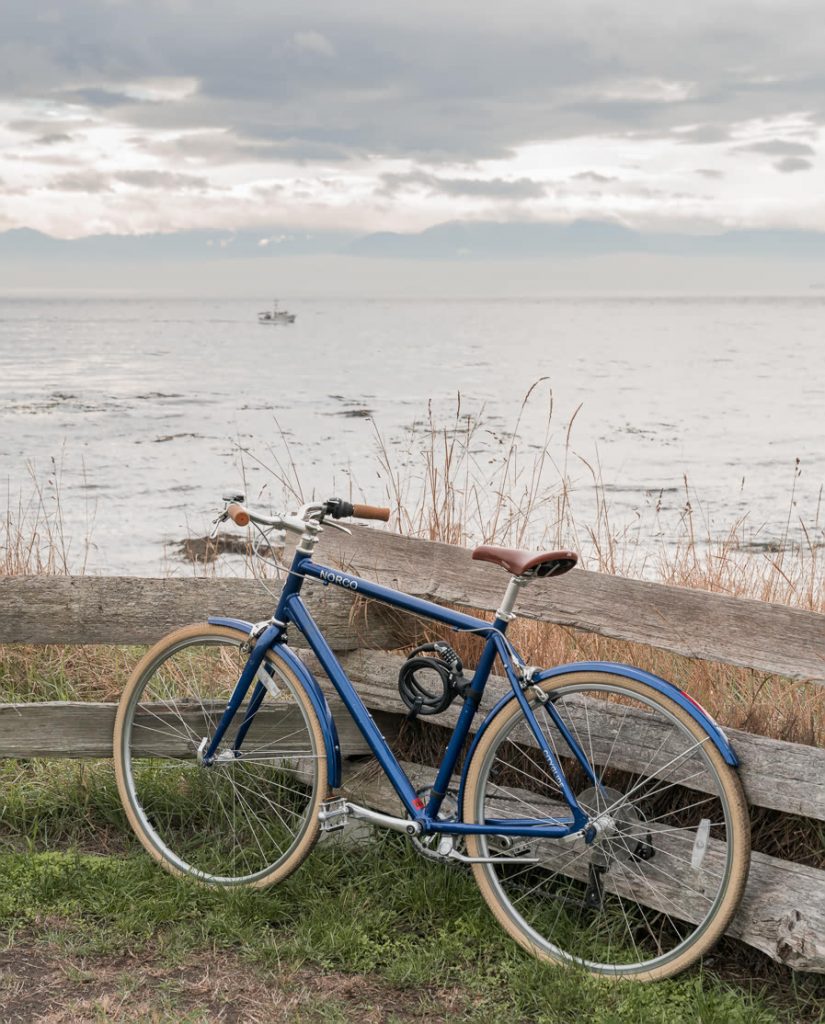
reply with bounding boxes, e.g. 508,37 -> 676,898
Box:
296,556 -> 506,636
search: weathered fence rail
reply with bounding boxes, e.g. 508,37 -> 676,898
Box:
3,526 -> 823,679
1,525 -> 824,972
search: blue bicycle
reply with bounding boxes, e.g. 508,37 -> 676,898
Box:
114,496 -> 750,980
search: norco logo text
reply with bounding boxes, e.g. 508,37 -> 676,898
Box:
319,569 -> 359,590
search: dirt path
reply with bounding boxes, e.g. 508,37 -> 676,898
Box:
0,939 -> 469,1024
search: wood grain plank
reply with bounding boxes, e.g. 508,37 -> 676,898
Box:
3,646 -> 823,820
0,700 -> 376,759
314,526 -> 825,683
0,575 -> 398,650
2,524 -> 823,682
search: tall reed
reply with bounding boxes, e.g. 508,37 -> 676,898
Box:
1,457 -> 92,576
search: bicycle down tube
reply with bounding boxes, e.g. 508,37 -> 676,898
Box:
209,545 -> 591,839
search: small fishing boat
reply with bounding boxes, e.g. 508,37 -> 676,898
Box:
258,300 -> 296,324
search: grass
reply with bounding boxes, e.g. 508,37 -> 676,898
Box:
0,829 -> 800,1023
1,385 -> 825,1021
362,389 -> 825,751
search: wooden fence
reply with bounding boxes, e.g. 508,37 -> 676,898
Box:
1,526 -> 824,973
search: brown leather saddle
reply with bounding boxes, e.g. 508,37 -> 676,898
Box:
472,545 -> 578,578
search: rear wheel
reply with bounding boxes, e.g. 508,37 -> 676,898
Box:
462,671 -> 750,980
114,623 -> 328,888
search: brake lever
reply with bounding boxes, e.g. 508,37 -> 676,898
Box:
210,509 -> 229,539
322,520 -> 352,536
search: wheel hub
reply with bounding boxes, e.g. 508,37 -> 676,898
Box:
577,785 -> 652,867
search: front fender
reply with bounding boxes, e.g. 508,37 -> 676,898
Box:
208,616 -> 341,788
458,659 -> 737,811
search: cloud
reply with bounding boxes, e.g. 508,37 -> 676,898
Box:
141,130 -> 353,165
50,170 -> 112,193
58,87 -> 137,108
8,117 -> 93,136
571,171 -> 618,183
33,132 -> 74,146
774,156 -> 813,173
6,151 -> 83,167
291,30 -> 336,57
737,139 -> 816,157
49,169 -> 214,193
0,176 -> 31,195
113,169 -> 213,190
673,124 -> 732,145
378,171 -> 546,199
3,2 -> 825,167
257,233 -> 298,246
1,2 -> 824,237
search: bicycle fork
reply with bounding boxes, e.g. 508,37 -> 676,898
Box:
199,624 -> 282,765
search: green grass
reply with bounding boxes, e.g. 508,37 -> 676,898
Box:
0,844 -> 789,1024
2,760 -> 822,1024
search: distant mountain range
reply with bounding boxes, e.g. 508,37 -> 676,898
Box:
345,220 -> 825,260
3,220 -> 825,262
0,226 -> 356,260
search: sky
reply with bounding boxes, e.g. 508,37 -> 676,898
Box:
1,0 -> 825,242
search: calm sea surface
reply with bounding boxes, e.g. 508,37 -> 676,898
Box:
1,296 -> 823,575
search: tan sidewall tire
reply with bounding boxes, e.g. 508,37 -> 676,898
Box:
113,623 -> 329,889
462,671 -> 751,981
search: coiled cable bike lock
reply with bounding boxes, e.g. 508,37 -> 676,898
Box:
397,642 -> 466,718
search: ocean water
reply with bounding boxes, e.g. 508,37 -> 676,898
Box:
0,295 -> 823,575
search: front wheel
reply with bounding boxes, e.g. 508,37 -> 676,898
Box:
114,623 -> 328,888
462,671 -> 750,980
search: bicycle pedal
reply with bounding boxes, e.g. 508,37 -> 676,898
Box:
318,797 -> 349,832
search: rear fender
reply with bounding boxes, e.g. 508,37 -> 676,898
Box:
457,659 -> 737,812
208,616 -> 341,788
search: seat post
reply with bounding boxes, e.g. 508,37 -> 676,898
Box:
496,575 -> 528,622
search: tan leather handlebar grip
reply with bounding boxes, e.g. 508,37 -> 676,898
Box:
351,504 -> 391,522
226,502 -> 251,527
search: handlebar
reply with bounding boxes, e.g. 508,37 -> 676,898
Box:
216,495 -> 391,536
225,502 -> 250,527
351,504 -> 390,522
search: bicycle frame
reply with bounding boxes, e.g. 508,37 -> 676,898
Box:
204,545 -> 592,839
